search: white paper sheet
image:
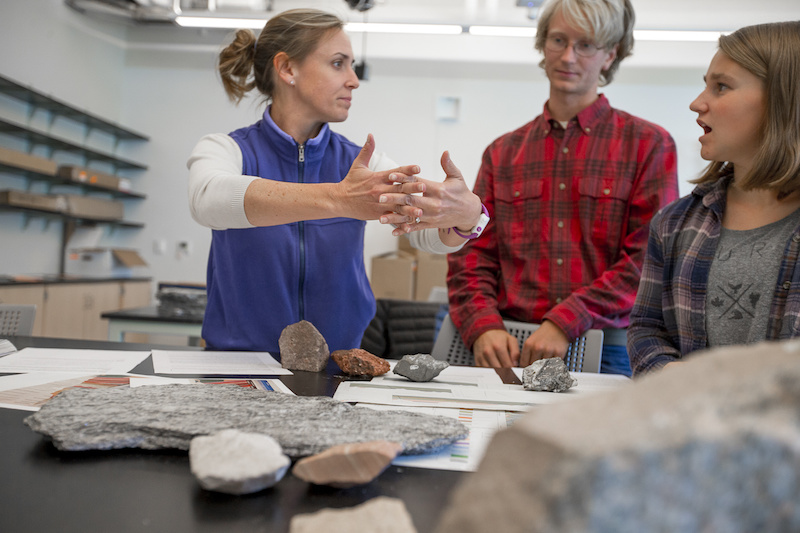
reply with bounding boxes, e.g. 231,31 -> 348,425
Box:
0,347 -> 150,374
150,350 -> 291,375
0,372 -> 97,411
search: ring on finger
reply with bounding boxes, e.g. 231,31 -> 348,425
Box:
415,216 -> 421,224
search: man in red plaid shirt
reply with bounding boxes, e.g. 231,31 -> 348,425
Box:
447,0 -> 679,375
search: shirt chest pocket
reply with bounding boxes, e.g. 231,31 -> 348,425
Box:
577,177 -> 633,246
495,180 -> 545,254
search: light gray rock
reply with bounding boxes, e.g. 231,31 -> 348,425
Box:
393,353 -> 449,382
24,384 -> 467,457
522,358 -> 576,392
190,429 -> 290,494
289,496 -> 418,533
279,320 -> 329,372
436,340 -> 800,533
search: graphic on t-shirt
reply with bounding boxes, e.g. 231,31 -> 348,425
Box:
710,282 -> 761,320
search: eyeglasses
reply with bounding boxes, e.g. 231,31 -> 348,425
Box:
544,34 -> 602,58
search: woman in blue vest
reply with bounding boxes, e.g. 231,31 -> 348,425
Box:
188,8 -> 485,354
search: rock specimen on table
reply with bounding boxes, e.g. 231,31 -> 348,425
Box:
292,440 -> 404,488
436,340 -> 800,533
24,384 -> 467,457
189,429 -> 290,494
279,320 -> 329,372
289,496 -> 417,533
393,353 -> 449,382
521,357 -> 576,392
331,348 -> 390,376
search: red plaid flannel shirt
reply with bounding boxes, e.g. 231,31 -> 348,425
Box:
447,95 -> 679,348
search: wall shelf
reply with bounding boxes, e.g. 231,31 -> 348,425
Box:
0,74 -> 148,141
0,73 -> 149,275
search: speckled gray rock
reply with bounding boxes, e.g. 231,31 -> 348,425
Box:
290,496 -> 417,533
190,429 -> 290,494
279,320 -> 329,372
521,358 -> 576,392
436,340 -> 800,533
393,353 -> 449,382
24,384 -> 467,456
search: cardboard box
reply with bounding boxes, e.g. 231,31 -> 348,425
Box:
65,248 -> 148,278
398,234 -> 417,255
57,165 -> 122,192
370,251 -> 416,300
0,189 -> 66,213
415,252 -> 449,301
63,194 -> 124,221
0,146 -> 57,176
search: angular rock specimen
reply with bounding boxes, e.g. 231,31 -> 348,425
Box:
393,353 -> 449,382
189,429 -> 290,494
289,496 -> 417,533
331,348 -> 390,376
521,357 -> 576,392
24,384 -> 467,456
279,320 -> 329,372
292,440 -> 404,488
436,340 -> 800,533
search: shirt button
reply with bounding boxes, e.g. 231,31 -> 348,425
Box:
783,281 -> 792,290
557,221 -> 564,228
584,127 -> 591,133
514,191 -> 521,198
562,147 -> 569,154
559,183 -> 566,191
556,298 -> 563,304
603,188 -> 611,195
793,234 -> 800,243
556,258 -> 564,265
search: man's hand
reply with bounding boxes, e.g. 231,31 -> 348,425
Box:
473,329 -> 520,368
336,134 -> 423,221
519,321 -> 570,367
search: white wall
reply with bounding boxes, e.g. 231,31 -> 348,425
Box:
0,0 -> 723,290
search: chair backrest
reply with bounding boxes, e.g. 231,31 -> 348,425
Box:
0,304 -> 37,336
431,314 -> 604,373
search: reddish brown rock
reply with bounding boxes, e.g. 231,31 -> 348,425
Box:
289,497 -> 417,533
331,348 -> 390,376
292,440 -> 404,488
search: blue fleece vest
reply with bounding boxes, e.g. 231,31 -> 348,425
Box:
202,110 -> 375,354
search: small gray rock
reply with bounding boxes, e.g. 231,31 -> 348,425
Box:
190,429 -> 290,494
522,358 -> 576,392
279,320 -> 330,372
393,353 -> 449,382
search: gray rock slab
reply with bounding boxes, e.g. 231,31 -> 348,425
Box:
289,496 -> 418,533
190,429 -> 290,494
393,353 -> 449,382
522,357 -> 576,392
436,340 -> 800,533
24,384 -> 467,457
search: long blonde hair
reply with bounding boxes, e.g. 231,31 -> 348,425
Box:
693,21 -> 800,194
217,9 -> 344,104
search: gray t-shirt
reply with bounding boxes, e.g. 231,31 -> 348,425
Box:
706,208 -> 800,347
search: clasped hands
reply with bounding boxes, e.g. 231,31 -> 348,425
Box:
473,321 -> 571,368
337,134 -> 482,233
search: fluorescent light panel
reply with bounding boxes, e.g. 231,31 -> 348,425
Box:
175,16 -> 726,42
345,22 -> 463,35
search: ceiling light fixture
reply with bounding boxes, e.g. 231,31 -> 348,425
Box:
345,22 -> 463,35
469,26 -> 536,37
175,16 -> 267,29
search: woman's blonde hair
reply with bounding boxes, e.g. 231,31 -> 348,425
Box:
534,0 -> 634,86
217,8 -> 344,104
693,21 -> 800,194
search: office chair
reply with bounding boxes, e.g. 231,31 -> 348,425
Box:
431,314 -> 604,373
0,304 -> 37,336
